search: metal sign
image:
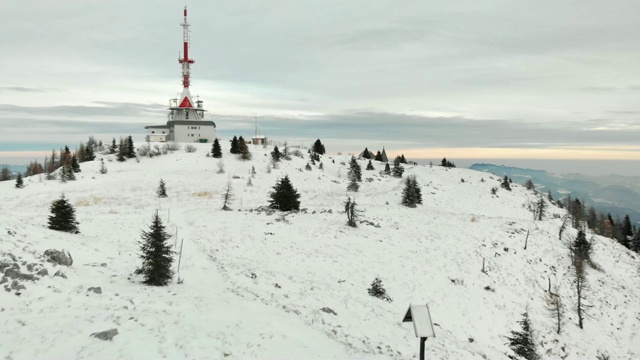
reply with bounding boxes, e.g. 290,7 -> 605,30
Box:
403,304 -> 435,338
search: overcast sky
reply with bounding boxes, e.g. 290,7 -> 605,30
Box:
1,0 -> 640,172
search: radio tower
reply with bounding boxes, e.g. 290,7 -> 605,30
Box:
177,6 -> 195,109
169,6 -> 205,121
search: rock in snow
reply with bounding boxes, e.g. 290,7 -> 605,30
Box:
90,328 -> 118,341
43,249 -> 73,266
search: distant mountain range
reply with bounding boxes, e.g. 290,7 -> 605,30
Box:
469,163 -> 640,225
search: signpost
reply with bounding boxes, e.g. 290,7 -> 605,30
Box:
403,304 -> 435,360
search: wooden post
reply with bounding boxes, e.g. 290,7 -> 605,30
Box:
524,230 -> 530,250
420,337 -> 426,360
177,239 -> 184,277
481,258 -> 486,274
548,277 -> 551,292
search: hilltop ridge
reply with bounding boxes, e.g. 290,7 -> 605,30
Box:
1,143 -> 639,359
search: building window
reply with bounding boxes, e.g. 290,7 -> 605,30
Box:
152,131 -> 155,134
162,131 -> 165,134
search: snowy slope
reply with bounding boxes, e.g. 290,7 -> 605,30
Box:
1,143 -> 639,360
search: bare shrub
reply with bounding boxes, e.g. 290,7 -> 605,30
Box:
165,142 -> 181,152
185,145 -> 197,153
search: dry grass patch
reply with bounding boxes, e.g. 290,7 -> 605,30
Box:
193,191 -> 214,198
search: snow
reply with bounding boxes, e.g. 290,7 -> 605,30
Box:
1,143 -> 639,359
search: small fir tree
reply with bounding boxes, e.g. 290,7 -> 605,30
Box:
312,139 -> 326,155
230,136 -> 240,154
109,138 -> 117,154
366,160 -> 374,170
211,138 -> 222,158
501,175 -> 512,191
318,162 -> 324,170
71,154 -> 81,173
239,139 -> 252,160
99,159 -> 108,174
525,179 -> 535,191
402,175 -> 422,207
15,173 -> 24,188
305,163 -> 312,171
400,154 -> 407,164
361,147 -> 372,159
282,142 -> 291,160
251,165 -> 256,177
48,195 -> 80,234
268,175 -> 301,211
392,157 -> 404,178
221,181 -> 233,211
61,165 -> 75,182
157,179 -> 168,198
117,138 -> 126,162
572,230 -> 591,262
344,196 -> 359,227
384,162 -> 391,175
271,145 -> 281,162
374,151 -> 383,162
217,160 -> 225,174
348,156 -> 362,182
126,136 -> 136,158
368,277 -> 392,302
139,211 -> 174,286
506,311 -> 540,360
347,176 -> 359,192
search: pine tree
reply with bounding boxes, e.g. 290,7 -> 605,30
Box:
221,181 -> 233,211
83,138 -> 96,162
117,138 -> 126,162
572,230 -> 591,261
268,175 -> 301,211
525,179 -> 535,191
348,156 -> 362,182
211,138 -> 222,158
400,154 -> 407,164
271,145 -> 281,162
126,135 -> 136,158
622,215 -> 633,239
71,154 -> 81,173
368,277 -> 392,302
347,176 -> 359,192
109,138 -> 117,154
282,142 -> 291,160
630,230 -> 640,252
501,175 -> 512,191
535,196 -> 546,221
139,211 -> 173,286
157,179 -> 168,198
15,173 -> 24,188
239,138 -> 252,160
312,139 -> 326,155
60,165 -> 75,182
361,147 -> 371,159
392,157 -> 404,178
366,160 -> 374,170
230,136 -> 240,154
374,151 -> 383,162
344,196 -> 359,227
384,162 -> 391,175
506,311 -> 540,360
48,195 -> 80,234
547,189 -> 554,202
402,175 -> 422,207
99,159 -> 108,174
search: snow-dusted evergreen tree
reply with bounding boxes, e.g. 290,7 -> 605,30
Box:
368,277 -> 392,302
305,163 -> 312,171
282,142 -> 291,160
71,154 -> 81,173
15,173 -> 24,188
239,138 -> 252,160
246,177 -> 253,187
230,136 -> 240,154
268,175 -> 301,211
125,136 -> 136,158
312,139 -> 326,155
117,138 -> 126,162
217,160 -> 225,174
251,165 -> 256,177
366,160 -> 374,170
525,179 -> 535,191
374,151 -> 383,161
344,196 -> 359,227
271,145 -> 281,162
392,157 -> 404,178
506,311 -> 540,360
384,162 -> 390,175
501,175 -> 512,191
211,138 -> 222,158
109,138 -> 117,154
99,159 -> 108,174
402,175 -> 422,207
348,156 -> 362,182
157,179 -> 168,198
61,165 -> 75,182
347,176 -> 359,192
221,181 -> 233,211
630,229 -> 640,253
48,195 -> 79,234
139,211 -> 173,286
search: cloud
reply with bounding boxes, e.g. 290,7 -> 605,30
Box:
0,87 -> 61,93
0,101 -> 165,118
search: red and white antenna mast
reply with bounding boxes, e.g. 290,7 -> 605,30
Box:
179,6 -> 194,89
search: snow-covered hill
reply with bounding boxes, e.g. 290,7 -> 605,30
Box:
1,143 -> 639,360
